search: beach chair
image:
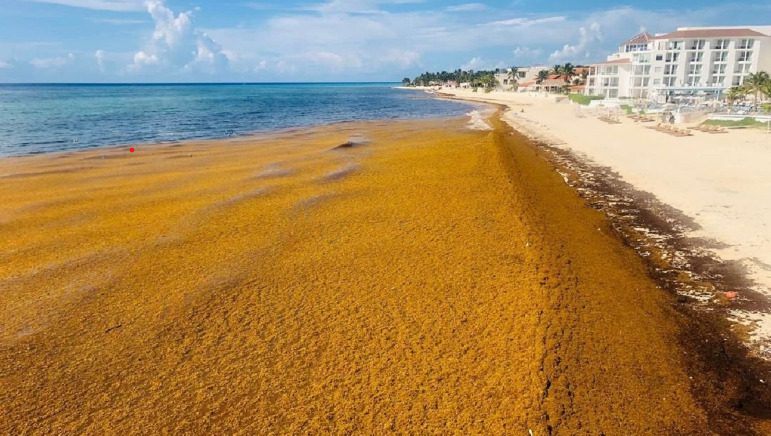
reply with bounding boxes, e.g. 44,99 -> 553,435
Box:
706,126 -> 728,134
671,128 -> 693,137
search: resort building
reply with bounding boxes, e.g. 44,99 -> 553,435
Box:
495,66 -> 550,87
585,26 -> 771,102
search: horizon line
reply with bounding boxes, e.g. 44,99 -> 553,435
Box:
0,81 -> 402,86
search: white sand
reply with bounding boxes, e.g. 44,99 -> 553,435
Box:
437,88 -> 771,347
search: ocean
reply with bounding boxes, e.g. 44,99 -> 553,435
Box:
0,83 -> 472,156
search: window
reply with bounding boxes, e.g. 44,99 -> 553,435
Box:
624,44 -> 648,52
665,52 -> 680,62
737,51 -> 753,62
663,77 -> 677,86
686,76 -> 701,86
713,39 -> 728,49
732,76 -> 744,86
712,76 -> 725,85
739,39 -> 754,49
668,40 -> 683,50
735,63 -> 752,74
600,66 -> 618,75
713,51 -> 728,62
688,65 -> 702,75
633,65 -> 651,75
712,64 -> 727,74
653,79 -> 661,85
632,77 -> 650,87
608,89 -> 619,98
655,54 -> 663,61
664,64 -> 678,75
689,52 -> 703,62
654,66 -> 662,73
689,39 -> 705,50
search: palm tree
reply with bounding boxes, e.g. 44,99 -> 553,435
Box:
572,78 -> 581,86
725,86 -> 747,109
562,63 -> 575,81
551,64 -> 562,76
507,67 -> 519,90
536,70 -> 549,85
744,71 -> 770,112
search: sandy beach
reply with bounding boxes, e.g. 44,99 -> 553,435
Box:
1,115 -> 770,434
430,88 -> 771,350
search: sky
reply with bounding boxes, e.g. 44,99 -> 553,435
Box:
0,0 -> 770,83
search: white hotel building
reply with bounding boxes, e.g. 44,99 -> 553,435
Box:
585,26 -> 771,101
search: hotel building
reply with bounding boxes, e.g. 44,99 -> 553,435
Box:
585,26 -> 771,101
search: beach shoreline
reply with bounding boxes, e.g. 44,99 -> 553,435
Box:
2,113 -> 771,433
420,88 -> 771,355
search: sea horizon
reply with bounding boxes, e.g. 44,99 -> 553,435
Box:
0,81 -> 401,86
0,83 -> 472,156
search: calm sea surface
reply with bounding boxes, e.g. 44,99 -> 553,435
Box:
0,83 -> 472,156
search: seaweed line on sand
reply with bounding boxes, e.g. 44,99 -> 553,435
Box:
522,128 -> 771,360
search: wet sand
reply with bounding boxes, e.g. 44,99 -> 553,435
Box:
1,115 -> 770,434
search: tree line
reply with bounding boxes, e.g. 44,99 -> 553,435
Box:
402,63 -> 590,89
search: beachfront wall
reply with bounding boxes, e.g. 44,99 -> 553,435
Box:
585,25 -> 771,101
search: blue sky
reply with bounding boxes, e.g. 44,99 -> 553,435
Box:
1,0 -> 769,82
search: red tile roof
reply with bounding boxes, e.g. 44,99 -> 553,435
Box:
590,58 -> 631,66
621,32 -> 652,46
518,81 -> 535,87
651,28 -> 767,39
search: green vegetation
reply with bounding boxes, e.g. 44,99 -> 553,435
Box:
702,117 -> 770,129
409,69 -> 500,88
726,71 -> 771,112
406,63 -> 590,91
620,104 -> 634,114
568,94 -> 604,105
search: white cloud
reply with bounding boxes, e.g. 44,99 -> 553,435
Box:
253,60 -> 267,71
94,49 -> 105,71
133,51 -> 159,66
486,16 -> 566,27
129,1 -> 228,74
20,0 -> 144,11
305,0 -> 428,14
460,57 -> 504,71
89,18 -> 148,25
513,46 -> 542,59
549,22 -> 603,62
30,53 -> 74,68
0,61 -> 12,69
446,3 -> 485,12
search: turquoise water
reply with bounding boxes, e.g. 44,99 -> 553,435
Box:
0,83 -> 472,156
